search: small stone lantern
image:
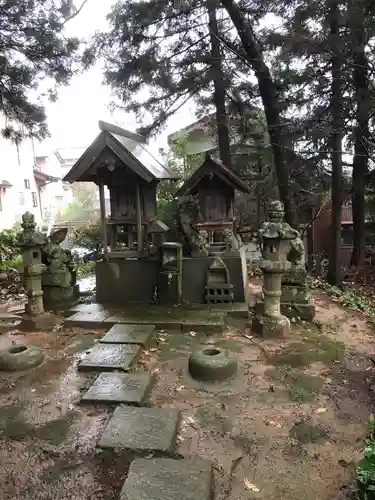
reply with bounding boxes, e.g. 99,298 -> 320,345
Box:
18,212 -> 59,330
252,201 -> 298,338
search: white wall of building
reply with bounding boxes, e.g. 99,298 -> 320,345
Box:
0,119 -> 42,229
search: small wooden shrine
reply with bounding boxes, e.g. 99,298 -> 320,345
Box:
176,154 -> 250,237
63,121 -> 179,258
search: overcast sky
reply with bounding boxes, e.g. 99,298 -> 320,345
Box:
37,0 -> 196,154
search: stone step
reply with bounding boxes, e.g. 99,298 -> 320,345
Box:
101,324 -> 155,346
97,406 -> 181,454
77,343 -> 140,372
119,457 -> 212,500
81,372 -> 155,405
65,303 -> 226,332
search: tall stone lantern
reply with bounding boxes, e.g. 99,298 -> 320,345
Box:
18,212 -> 58,330
252,201 -> 298,338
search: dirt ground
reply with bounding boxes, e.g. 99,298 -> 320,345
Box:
0,289 -> 375,499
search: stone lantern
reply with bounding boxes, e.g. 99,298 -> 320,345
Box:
252,201 -> 298,338
18,212 -> 58,330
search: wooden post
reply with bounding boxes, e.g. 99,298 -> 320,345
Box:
135,182 -> 143,253
98,181 -> 108,259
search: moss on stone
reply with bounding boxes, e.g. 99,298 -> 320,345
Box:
267,326 -> 345,368
290,421 -> 328,444
266,366 -> 325,402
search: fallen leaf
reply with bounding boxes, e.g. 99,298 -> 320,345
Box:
315,407 -> 327,414
266,419 -> 282,428
244,478 -> 260,492
176,385 -> 185,392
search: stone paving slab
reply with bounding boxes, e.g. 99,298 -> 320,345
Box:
98,406 -> 181,453
65,311 -> 110,327
101,324 -> 155,346
77,344 -> 140,372
119,457 -> 213,500
81,372 -> 155,405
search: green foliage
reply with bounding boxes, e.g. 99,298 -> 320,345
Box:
0,0 -> 82,139
73,223 -> 102,252
353,415 -> 375,499
157,135 -> 201,236
0,229 -> 21,261
57,183 -> 99,222
75,261 -> 96,278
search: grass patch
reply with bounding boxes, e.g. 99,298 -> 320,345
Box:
290,421 -> 328,444
268,326 -> 345,368
266,366 -> 325,402
196,406 -> 232,433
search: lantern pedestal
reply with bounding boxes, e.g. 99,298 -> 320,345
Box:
252,259 -> 291,338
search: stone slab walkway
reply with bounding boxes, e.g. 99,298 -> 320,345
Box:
101,324 -> 155,346
77,344 -> 140,372
81,372 -> 155,405
97,406 -> 181,453
119,457 -> 213,500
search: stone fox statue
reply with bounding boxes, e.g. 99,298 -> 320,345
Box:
178,212 -> 208,256
42,228 -> 76,287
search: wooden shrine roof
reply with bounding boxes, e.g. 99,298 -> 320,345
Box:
176,154 -> 250,197
63,121 -> 179,183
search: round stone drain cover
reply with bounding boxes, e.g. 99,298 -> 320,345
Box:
0,345 -> 44,371
188,346 -> 238,382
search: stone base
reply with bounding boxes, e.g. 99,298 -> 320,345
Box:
255,297 -> 315,321
281,300 -> 315,321
252,314 -> 290,338
43,286 -> 77,312
20,312 -> 61,331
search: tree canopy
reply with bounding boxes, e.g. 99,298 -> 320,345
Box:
0,0 -> 86,140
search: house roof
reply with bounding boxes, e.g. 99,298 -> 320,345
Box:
55,147 -> 88,163
63,121 -> 179,183
176,154 -> 250,197
33,167 -> 59,183
0,180 -> 12,188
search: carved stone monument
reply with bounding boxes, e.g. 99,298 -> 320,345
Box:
18,212 -> 59,330
42,228 -> 78,310
281,231 -> 315,320
252,201 -> 297,338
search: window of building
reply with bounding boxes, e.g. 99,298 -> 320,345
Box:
31,192 -> 38,207
19,192 -> 25,206
24,179 -> 30,189
341,223 -> 353,246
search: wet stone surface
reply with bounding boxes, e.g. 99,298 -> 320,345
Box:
98,406 -> 181,453
65,311 -> 109,327
77,344 -> 140,372
101,324 -> 155,346
119,457 -> 213,500
81,372 -> 155,405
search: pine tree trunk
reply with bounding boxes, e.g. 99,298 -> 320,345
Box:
220,0 -> 298,228
350,12 -> 369,267
208,5 -> 231,169
327,1 -> 343,286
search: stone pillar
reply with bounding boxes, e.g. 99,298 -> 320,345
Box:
252,201 -> 297,338
18,212 -> 59,330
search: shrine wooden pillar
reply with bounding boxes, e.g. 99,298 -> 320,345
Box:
136,182 -> 143,252
98,181 -> 108,259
